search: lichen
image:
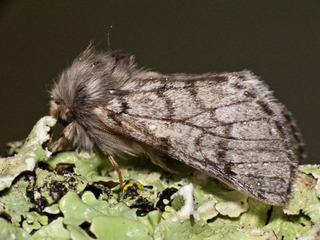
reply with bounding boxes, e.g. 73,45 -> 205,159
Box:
0,116 -> 320,239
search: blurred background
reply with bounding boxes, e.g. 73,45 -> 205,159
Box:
0,1 -> 319,163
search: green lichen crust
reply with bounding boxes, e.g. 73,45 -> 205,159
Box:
0,117 -> 320,239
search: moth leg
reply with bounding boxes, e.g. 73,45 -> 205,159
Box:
50,136 -> 66,153
108,155 -> 123,188
99,148 -> 123,188
50,122 -> 74,153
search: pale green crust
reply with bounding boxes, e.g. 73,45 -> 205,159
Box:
0,116 -> 319,239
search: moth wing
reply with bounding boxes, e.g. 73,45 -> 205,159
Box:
95,71 -> 303,205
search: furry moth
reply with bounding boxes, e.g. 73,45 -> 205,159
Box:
49,45 -> 305,206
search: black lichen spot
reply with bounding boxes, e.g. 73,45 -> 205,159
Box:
0,211 -> 12,221
80,222 -> 97,239
122,183 -> 140,200
36,196 -> 49,210
155,187 -> 178,212
265,206 -> 273,225
55,164 -> 75,174
84,183 -> 112,199
130,196 -> 155,216
122,181 -> 155,216
49,180 -> 69,200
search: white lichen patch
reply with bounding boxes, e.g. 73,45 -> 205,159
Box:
25,158 -> 36,171
0,116 -> 56,191
174,183 -> 199,219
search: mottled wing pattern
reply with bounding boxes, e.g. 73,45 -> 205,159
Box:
98,71 -> 304,205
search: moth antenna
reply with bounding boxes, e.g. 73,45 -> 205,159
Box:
107,25 -> 113,51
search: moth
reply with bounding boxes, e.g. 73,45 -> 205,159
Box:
49,45 -> 305,206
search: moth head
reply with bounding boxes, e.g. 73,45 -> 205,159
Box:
49,95 -> 74,127
49,45 -> 145,126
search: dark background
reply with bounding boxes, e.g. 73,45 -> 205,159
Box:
0,1 -> 319,163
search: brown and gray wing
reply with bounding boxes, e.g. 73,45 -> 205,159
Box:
102,71 -> 303,205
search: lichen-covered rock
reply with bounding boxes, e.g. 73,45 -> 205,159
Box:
0,116 -> 319,239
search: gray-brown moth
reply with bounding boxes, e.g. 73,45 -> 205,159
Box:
49,45 -> 305,206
